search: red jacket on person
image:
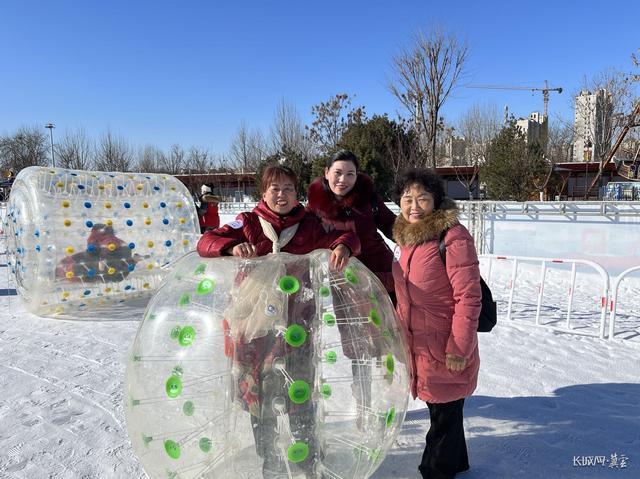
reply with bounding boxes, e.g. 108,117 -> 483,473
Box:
197,200 -> 361,258
307,173 -> 396,292
392,199 -> 481,404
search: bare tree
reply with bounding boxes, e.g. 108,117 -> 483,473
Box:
95,131 -> 133,172
270,99 -> 313,158
389,26 -> 468,168
0,125 -> 49,173
306,93 -> 366,154
547,119 -> 573,163
574,69 -> 636,163
157,144 -> 186,174
229,121 -> 266,172
56,128 -> 95,170
454,103 -> 500,198
187,146 -> 211,173
136,145 -> 162,173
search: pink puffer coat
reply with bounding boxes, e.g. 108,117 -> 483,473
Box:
392,199 -> 481,404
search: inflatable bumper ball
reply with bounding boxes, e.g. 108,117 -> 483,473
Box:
124,250 -> 410,479
3,167 -> 200,317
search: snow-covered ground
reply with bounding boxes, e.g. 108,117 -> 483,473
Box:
0,214 -> 638,478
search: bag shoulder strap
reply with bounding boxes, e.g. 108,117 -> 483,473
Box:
438,228 -> 449,266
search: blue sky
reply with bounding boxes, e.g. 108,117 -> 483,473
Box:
1,0 -> 638,155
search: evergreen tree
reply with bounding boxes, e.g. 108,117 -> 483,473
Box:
331,115 -> 415,199
481,120 -> 546,201
254,147 -> 312,201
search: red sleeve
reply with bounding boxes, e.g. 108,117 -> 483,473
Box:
443,226 -> 482,360
196,213 -> 248,257
375,194 -> 397,240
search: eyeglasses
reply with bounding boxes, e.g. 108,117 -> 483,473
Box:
267,186 -> 296,195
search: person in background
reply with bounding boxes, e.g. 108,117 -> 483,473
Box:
197,164 -> 360,478
307,149 -> 396,430
392,168 -> 481,479
197,184 -> 220,233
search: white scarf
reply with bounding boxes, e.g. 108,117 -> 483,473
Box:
258,216 -> 299,254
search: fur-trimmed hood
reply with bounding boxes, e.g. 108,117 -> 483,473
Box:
307,172 -> 375,218
393,198 -> 460,247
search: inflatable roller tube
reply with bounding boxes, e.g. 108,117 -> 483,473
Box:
3,167 -> 200,318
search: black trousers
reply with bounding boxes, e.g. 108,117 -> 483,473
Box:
419,398 -> 469,479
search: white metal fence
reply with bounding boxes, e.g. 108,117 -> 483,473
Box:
480,254 -> 610,339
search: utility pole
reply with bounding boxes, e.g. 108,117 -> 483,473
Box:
45,123 -> 55,167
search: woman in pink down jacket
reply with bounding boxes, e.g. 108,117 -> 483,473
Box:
392,169 -> 481,479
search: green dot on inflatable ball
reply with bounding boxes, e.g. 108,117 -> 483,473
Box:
183,401 -> 195,416
178,293 -> 190,306
199,437 -> 212,453
279,275 -> 300,294
170,326 -> 181,340
179,326 -> 196,346
325,350 -> 337,364
322,313 -> 336,326
287,441 -> 309,463
284,324 -> 307,347
344,267 -> 359,285
319,285 -> 330,297
288,380 -> 311,404
369,309 -> 382,327
321,384 -> 332,398
164,439 -> 181,459
194,263 -> 206,275
385,406 -> 396,427
196,278 -> 215,295
385,354 -> 395,375
166,375 -> 183,398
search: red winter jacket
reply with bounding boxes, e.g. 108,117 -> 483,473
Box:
392,199 -> 481,404
198,196 -> 220,232
197,200 -> 361,258
307,173 -> 396,292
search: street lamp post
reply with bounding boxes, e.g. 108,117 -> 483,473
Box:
44,123 -> 55,167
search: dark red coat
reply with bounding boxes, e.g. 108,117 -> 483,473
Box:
197,200 -> 361,258
307,173 -> 396,292
198,202 -> 220,231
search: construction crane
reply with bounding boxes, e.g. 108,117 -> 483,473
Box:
466,80 -> 563,117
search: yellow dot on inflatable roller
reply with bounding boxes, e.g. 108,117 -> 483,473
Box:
182,239 -> 189,246
142,202 -> 149,208
147,241 -> 154,248
143,283 -> 150,289
55,306 -> 64,314
107,243 -> 116,251
63,219 -> 71,227
104,202 -> 112,209
179,218 -> 186,224
147,264 -> 154,270
107,267 -> 116,275
98,184 -> 105,190
65,246 -> 74,254
61,291 -> 70,299
65,271 -> 74,279
106,219 -> 113,226
62,200 -> 70,208
144,218 -> 151,225
136,184 -> 144,190
55,181 -> 64,188
105,287 -> 112,293
176,202 -> 183,208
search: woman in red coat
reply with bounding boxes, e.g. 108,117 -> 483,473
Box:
198,164 -> 359,477
392,169 -> 481,479
197,184 -> 220,233
307,150 -> 396,294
